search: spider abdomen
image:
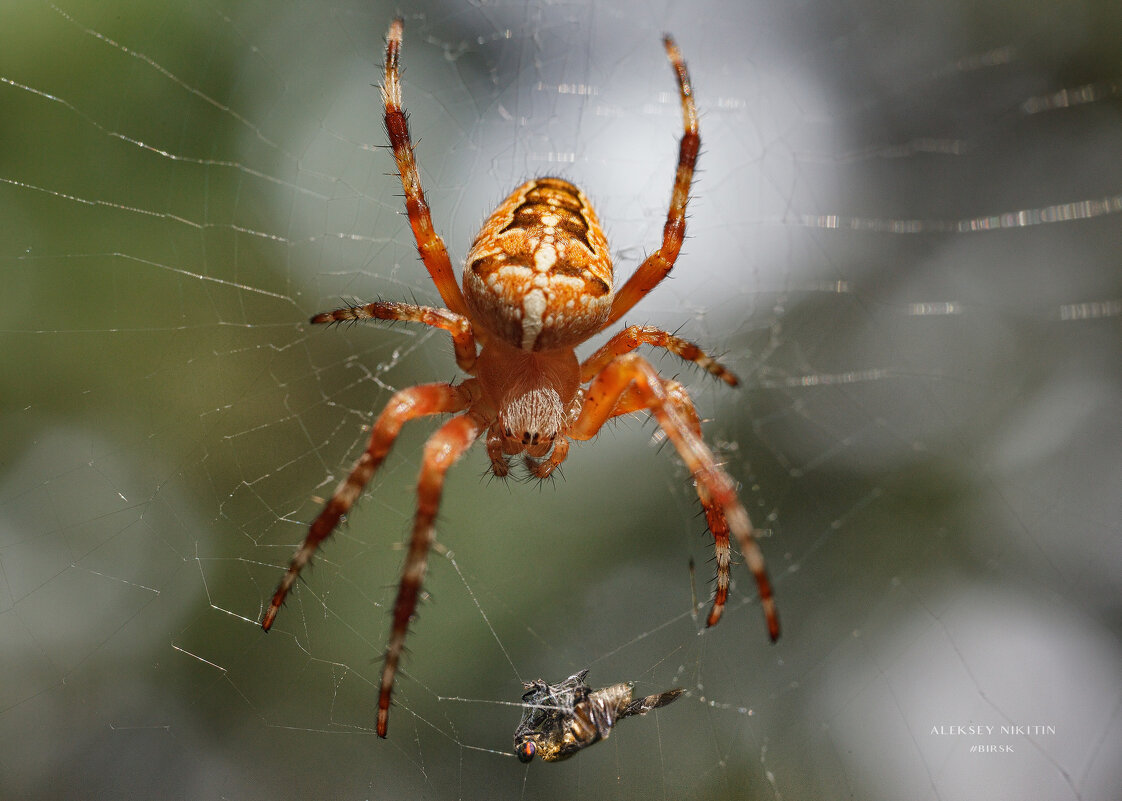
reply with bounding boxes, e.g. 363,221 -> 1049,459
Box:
463,177 -> 613,351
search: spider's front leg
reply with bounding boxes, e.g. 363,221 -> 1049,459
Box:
604,380 -> 735,626
377,411 -> 487,737
261,380 -> 477,631
569,354 -> 779,641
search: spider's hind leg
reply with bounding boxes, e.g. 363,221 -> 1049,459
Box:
602,34 -> 699,328
381,18 -> 470,319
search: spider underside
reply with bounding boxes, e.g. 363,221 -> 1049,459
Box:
262,18 -> 779,738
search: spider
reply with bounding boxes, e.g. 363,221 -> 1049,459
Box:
514,669 -> 684,763
261,18 -> 779,738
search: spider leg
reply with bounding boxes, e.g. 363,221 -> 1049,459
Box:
311,300 -> 477,373
382,19 -> 472,320
580,325 -> 737,386
261,381 -> 477,631
600,380 -> 733,626
662,382 -> 734,626
569,355 -> 779,641
377,411 -> 487,737
603,35 -> 698,328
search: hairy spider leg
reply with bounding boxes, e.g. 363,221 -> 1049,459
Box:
600,379 -> 733,626
663,382 -> 735,626
383,19 -> 472,322
377,411 -> 487,737
569,354 -> 779,641
261,381 -> 476,631
580,324 -> 739,386
604,35 -> 699,328
311,301 -> 478,373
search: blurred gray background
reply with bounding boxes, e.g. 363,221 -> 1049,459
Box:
1,0 -> 1120,798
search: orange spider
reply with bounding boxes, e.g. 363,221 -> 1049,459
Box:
262,18 -> 779,738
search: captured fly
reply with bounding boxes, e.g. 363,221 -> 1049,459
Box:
514,669 -> 683,762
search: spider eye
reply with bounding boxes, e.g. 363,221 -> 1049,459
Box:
516,740 -> 536,763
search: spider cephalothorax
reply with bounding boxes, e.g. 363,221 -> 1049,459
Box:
473,335 -> 582,475
262,18 -> 779,739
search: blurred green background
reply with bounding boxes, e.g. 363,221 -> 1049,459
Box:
2,0 -> 1121,798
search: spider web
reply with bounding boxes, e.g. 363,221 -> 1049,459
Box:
2,0 -> 1121,798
